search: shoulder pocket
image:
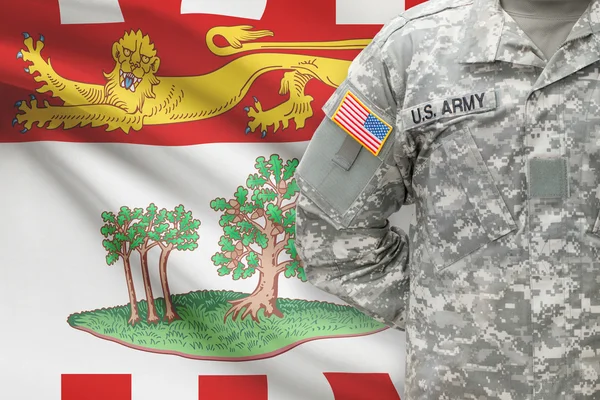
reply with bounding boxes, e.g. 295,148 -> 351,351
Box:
420,127 -> 517,271
296,81 -> 397,229
296,118 -> 395,229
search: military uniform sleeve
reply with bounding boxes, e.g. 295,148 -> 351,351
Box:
294,18 -> 414,330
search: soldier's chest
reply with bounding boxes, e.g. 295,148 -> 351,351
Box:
402,61 -> 600,272
402,62 -> 600,191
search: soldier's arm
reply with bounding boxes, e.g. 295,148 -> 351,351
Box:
294,21 -> 414,330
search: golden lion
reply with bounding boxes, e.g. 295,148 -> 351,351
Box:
14,27 -> 370,136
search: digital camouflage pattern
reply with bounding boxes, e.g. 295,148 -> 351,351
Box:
294,0 -> 600,398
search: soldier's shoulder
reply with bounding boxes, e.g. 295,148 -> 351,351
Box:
374,0 -> 474,43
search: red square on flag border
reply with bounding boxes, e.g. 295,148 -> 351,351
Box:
331,91 -> 393,157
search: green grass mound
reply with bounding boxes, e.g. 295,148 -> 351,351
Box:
67,290 -> 386,360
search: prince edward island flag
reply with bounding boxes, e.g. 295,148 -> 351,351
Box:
0,0 -> 426,399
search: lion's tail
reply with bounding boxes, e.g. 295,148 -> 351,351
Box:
206,25 -> 371,57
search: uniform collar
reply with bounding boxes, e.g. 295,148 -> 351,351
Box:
569,0 -> 600,40
457,0 -> 600,64
458,0 -> 505,63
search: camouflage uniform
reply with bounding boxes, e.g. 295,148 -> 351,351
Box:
294,0 -> 600,398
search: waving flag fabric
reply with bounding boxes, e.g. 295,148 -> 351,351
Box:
0,1 -> 425,399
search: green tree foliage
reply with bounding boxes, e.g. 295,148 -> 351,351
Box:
100,204 -> 201,324
149,205 -> 201,251
101,207 -> 144,265
100,206 -> 145,325
210,154 -> 305,321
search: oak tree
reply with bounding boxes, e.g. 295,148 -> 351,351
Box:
210,154 -> 305,322
148,205 -> 201,322
101,206 -> 145,325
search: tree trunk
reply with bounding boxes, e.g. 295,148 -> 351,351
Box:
159,246 -> 180,323
226,246 -> 283,322
123,256 -> 140,326
139,250 -> 159,324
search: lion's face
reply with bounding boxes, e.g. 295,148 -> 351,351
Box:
111,30 -> 160,94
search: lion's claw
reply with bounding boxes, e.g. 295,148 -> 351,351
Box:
13,95 -> 42,133
245,96 -> 274,136
245,93 -> 315,137
19,31 -> 46,77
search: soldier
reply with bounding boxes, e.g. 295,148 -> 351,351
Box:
294,0 -> 600,398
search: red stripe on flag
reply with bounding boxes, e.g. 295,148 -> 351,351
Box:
324,373 -> 401,400
346,96 -> 369,118
334,115 -> 378,153
406,0 -> 429,10
340,107 -> 370,132
344,105 -> 370,126
340,105 -> 365,127
61,374 -> 131,400
333,93 -> 384,153
336,117 -> 380,148
336,108 -> 367,135
345,101 -> 369,120
334,113 -> 379,151
336,111 -> 370,140
198,375 -> 268,400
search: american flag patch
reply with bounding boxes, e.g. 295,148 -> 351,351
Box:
332,91 -> 393,156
